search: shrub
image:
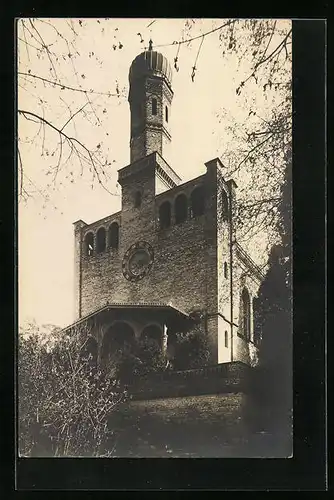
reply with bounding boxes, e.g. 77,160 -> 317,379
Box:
172,323 -> 210,371
18,325 -> 126,457
115,336 -> 167,385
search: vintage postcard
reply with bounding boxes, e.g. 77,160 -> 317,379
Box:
17,18 -> 293,460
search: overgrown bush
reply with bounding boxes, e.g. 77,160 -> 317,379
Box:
114,336 -> 167,385
172,324 -> 211,371
18,320 -> 213,457
18,326 -> 126,457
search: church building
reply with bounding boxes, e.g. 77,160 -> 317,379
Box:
69,43 -> 264,369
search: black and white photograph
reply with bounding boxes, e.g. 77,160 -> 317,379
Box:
17,18 -> 293,459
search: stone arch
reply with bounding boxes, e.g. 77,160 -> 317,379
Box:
190,185 -> 205,217
241,287 -> 251,341
175,193 -> 188,224
108,222 -> 119,249
84,232 -> 94,256
159,201 -> 171,229
96,227 -> 106,253
141,324 -> 163,348
101,321 -> 135,363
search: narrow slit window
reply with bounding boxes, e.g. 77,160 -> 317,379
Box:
224,330 -> 228,348
152,98 -> 157,115
253,297 -> 261,346
134,191 -> 142,208
241,288 -> 251,341
222,190 -> 229,221
224,262 -> 228,279
165,105 -> 168,122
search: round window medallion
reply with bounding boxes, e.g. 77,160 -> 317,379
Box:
122,241 -> 154,282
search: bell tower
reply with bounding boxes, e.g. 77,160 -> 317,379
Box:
128,40 -> 173,164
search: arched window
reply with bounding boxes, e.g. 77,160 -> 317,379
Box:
221,189 -> 229,221
165,105 -> 168,122
84,232 -> 94,256
152,97 -> 157,115
241,288 -> 251,341
80,336 -> 98,370
224,262 -> 228,279
159,201 -> 171,229
102,322 -> 135,363
96,227 -> 106,253
175,193 -> 188,224
253,297 -> 261,346
141,324 -> 162,348
190,186 -> 205,217
134,191 -> 142,208
224,330 -> 228,348
108,222 -> 119,249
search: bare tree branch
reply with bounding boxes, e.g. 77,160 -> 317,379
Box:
152,19 -> 236,49
60,101 -> 90,132
19,109 -> 117,196
255,29 -> 292,70
227,132 -> 274,173
256,20 -> 277,68
18,72 -> 120,97
29,18 -> 58,78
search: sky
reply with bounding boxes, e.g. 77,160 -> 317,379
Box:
18,18 -> 291,329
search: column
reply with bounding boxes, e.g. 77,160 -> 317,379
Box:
162,323 -> 168,356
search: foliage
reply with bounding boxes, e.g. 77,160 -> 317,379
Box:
18,325 -> 126,457
18,318 -> 210,457
214,20 -> 292,256
257,148 -> 292,371
113,336 -> 167,385
172,323 -> 211,371
252,149 -> 292,435
17,18 -> 127,201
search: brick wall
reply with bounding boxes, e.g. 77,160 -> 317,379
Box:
71,53 -> 265,365
79,167 -> 216,311
74,154 -> 263,365
129,76 -> 172,163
